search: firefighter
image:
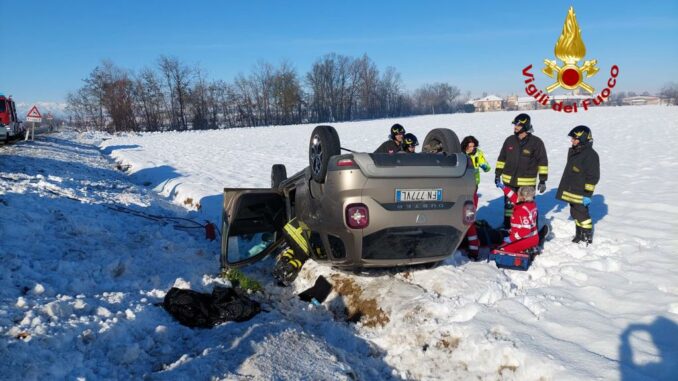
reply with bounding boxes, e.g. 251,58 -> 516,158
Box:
272,218 -> 313,286
461,136 -> 491,260
556,125 -> 600,245
375,124 -> 406,154
495,113 -> 548,229
401,133 -> 419,153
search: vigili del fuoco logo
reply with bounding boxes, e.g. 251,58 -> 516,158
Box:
521,6 -> 619,113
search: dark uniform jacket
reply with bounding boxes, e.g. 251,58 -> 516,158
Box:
556,143 -> 600,204
495,134 -> 548,188
375,140 -> 402,154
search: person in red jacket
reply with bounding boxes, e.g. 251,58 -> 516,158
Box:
495,184 -> 539,253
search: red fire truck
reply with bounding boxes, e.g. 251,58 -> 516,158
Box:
1,94 -> 24,144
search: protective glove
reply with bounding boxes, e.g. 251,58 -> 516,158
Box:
480,163 -> 490,171
495,176 -> 503,189
582,197 -> 591,207
538,181 -> 546,194
503,236 -> 512,244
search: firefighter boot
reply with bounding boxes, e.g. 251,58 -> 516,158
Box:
582,228 -> 593,246
272,247 -> 305,286
572,225 -> 583,243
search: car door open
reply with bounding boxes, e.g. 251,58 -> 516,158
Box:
221,189 -> 287,270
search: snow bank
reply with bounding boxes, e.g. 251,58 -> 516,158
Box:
2,106 -> 678,380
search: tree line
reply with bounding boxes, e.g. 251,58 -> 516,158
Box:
66,54 -> 467,132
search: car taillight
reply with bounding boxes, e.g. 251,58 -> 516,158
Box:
346,203 -> 369,229
336,158 -> 355,167
462,201 -> 476,225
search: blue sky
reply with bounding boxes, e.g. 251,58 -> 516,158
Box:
1,0 -> 676,105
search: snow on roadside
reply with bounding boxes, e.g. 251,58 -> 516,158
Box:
0,133 -> 396,380
101,105 -> 678,380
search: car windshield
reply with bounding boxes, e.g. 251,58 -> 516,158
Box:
0,100 -> 6,113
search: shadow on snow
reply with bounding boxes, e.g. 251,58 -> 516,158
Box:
619,316 -> 678,381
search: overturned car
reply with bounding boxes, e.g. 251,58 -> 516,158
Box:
221,125 -> 477,272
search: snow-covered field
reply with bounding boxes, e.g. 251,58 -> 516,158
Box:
2,105 -> 678,380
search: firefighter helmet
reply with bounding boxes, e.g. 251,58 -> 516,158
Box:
390,123 -> 406,139
402,133 -> 419,150
568,125 -> 593,144
512,113 -> 533,135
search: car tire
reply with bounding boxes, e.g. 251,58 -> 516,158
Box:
422,128 -> 461,154
271,164 -> 287,188
309,125 -> 341,183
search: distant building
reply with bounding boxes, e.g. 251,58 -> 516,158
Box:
622,96 -> 660,106
505,95 -> 540,110
660,97 -> 676,106
473,92 -> 665,113
468,95 -> 503,112
505,94 -> 593,110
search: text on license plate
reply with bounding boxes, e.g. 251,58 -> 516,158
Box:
395,189 -> 443,202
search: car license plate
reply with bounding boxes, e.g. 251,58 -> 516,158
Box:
395,189 -> 442,202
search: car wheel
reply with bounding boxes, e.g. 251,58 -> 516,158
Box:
309,125 -> 341,183
423,128 -> 461,154
271,164 -> 287,188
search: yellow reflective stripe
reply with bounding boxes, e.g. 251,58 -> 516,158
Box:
585,183 -> 595,192
496,161 -> 505,169
562,191 -> 583,200
504,210 -> 513,216
284,223 -> 309,255
516,177 -> 537,186
289,259 -> 303,269
579,219 -> 593,228
538,166 -> 548,174
501,174 -> 512,183
562,195 -> 581,204
575,220 -> 581,227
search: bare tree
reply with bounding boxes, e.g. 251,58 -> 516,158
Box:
67,52 -> 468,131
158,56 -> 193,130
354,54 -> 381,119
233,73 -> 257,127
133,67 -> 165,131
609,91 -> 626,107
99,61 -> 136,132
379,66 -> 406,117
306,53 -> 361,123
660,82 -> 678,105
189,67 -> 210,130
82,65 -> 108,129
272,61 -> 303,125
413,83 -> 461,114
66,87 -> 101,131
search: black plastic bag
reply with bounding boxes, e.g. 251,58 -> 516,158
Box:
163,286 -> 260,328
